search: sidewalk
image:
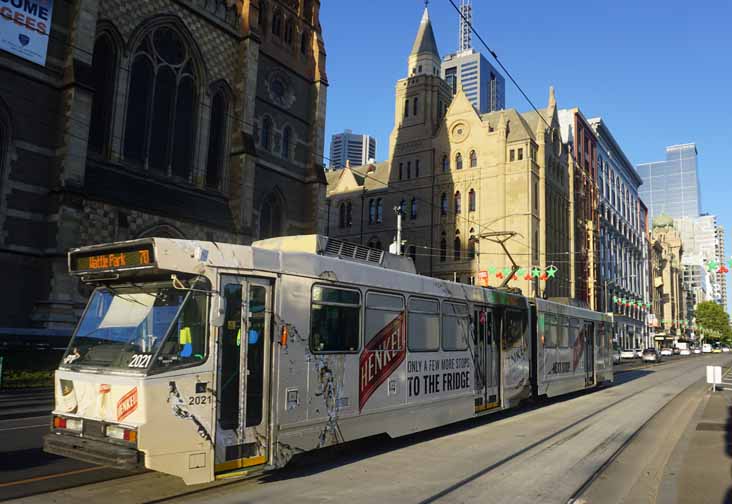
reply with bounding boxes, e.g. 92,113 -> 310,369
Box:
662,384 -> 732,504
0,388 -> 53,420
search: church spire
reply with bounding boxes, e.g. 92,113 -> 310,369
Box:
410,7 -> 440,59
407,6 -> 441,77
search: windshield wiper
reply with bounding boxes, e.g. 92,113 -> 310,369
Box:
103,284 -> 154,308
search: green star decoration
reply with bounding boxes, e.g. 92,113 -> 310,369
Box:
707,260 -> 718,272
517,268 -> 526,276
629,300 -> 635,307
488,266 -> 497,274
546,265 -> 558,278
502,267 -> 512,276
728,259 -> 732,268
531,267 -> 542,278
612,296 -> 618,303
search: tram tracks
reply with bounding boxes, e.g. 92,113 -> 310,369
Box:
416,359 -> 717,504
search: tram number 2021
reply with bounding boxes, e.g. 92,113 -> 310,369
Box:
188,395 -> 210,405
128,354 -> 153,368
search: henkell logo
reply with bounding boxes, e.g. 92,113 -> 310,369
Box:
359,312 -> 406,411
117,388 -> 138,422
18,34 -> 29,46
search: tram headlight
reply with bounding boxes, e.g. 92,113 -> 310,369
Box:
105,424 -> 137,443
53,415 -> 82,432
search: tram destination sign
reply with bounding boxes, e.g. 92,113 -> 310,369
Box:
70,245 -> 155,273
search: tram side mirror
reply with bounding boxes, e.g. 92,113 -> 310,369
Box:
211,293 -> 226,327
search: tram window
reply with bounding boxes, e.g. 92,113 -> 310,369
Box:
559,316 -> 569,348
570,318 -> 580,348
544,314 -> 557,348
365,292 -> 405,347
442,302 -> 469,351
408,297 -> 439,351
503,310 -> 527,350
155,290 -> 208,366
310,286 -> 361,353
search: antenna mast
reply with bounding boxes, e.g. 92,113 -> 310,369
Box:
458,0 -> 473,52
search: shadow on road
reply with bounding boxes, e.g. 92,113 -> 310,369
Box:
0,447 -> 61,472
262,372 -> 652,485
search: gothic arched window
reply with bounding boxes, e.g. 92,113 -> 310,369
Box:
440,192 -> 448,216
300,29 -> 309,55
413,97 -> 418,116
261,116 -> 272,151
260,192 -> 283,239
454,231 -> 461,261
404,99 -> 409,118
440,232 -> 447,262
89,34 -> 117,155
455,191 -> 462,214
455,152 -> 463,170
282,126 -> 291,159
376,198 -> 383,223
206,89 -> 227,189
284,18 -> 294,45
272,9 -> 282,37
470,150 -> 477,168
400,198 -> 406,213
468,188 -> 476,212
123,26 -> 197,180
339,202 -> 346,228
410,197 -> 417,220
442,155 -> 448,172
369,199 -> 375,224
346,201 -> 353,227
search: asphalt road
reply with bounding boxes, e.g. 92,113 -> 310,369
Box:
4,352 -> 726,504
0,389 -> 132,502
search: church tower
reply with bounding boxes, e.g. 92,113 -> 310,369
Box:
388,7 -> 452,165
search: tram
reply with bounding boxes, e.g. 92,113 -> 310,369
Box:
44,235 -> 613,484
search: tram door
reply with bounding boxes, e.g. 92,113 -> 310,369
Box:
215,276 -> 272,475
474,308 -> 499,412
584,322 -> 595,387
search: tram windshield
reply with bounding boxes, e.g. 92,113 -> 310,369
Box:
62,281 -> 208,372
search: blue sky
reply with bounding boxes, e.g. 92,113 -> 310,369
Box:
320,0 -> 732,312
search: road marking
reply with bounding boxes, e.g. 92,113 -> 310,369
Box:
0,423 -> 48,432
0,466 -> 105,488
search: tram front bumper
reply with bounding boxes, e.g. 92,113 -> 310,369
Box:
44,432 -> 144,471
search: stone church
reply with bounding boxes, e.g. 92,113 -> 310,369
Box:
326,6 -> 573,299
0,0 -> 327,334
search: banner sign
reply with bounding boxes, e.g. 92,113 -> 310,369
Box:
0,0 -> 54,65
358,312 -> 406,411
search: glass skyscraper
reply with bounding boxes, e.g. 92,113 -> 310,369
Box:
636,143 -> 701,220
441,49 -> 505,113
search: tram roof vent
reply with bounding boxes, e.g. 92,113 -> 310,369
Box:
253,235 -> 416,273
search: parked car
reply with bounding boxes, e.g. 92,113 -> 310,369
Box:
634,348 -> 643,358
620,349 -> 636,360
642,348 -> 662,363
680,348 -> 691,356
660,348 -> 673,356
693,347 -> 702,354
672,347 -> 681,355
612,348 -> 622,364
723,346 -> 730,353
702,344 -> 712,353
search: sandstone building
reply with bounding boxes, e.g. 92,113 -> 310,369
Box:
0,0 -> 327,334
326,7 -> 572,299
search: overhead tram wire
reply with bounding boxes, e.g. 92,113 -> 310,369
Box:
445,0 -> 552,131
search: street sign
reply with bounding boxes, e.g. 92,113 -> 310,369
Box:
706,365 -> 722,387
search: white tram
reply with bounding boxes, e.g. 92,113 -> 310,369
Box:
44,235 -> 613,484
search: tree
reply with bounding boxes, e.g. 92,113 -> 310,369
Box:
695,301 -> 731,341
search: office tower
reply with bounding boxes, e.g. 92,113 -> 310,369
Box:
636,143 -> 701,221
329,130 -> 377,169
441,1 -> 505,113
